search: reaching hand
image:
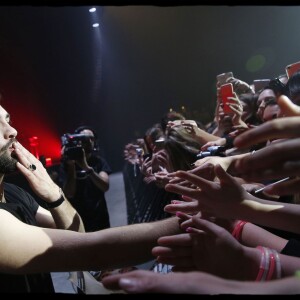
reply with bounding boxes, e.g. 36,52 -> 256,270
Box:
227,77 -> 254,95
227,94 -> 247,128
140,156 -> 152,177
164,164 -> 252,218
153,214 -> 249,279
166,162 -> 215,187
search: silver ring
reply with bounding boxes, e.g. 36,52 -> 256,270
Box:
28,164 -> 37,171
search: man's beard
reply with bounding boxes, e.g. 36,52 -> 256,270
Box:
0,141 -> 18,174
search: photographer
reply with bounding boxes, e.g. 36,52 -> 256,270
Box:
60,125 -> 112,232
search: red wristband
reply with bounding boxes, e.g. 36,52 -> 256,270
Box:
232,220 -> 248,242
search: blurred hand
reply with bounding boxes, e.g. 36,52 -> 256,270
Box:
140,156 -> 152,177
227,77 -> 254,95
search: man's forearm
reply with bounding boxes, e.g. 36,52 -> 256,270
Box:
49,194 -> 85,232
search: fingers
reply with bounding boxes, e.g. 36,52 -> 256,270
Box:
101,270 -> 170,294
187,215 -> 226,237
166,177 -> 204,196
102,270 -> 146,292
229,104 -> 241,115
214,164 -> 237,186
13,143 -> 40,174
189,163 -> 215,180
152,246 -> 193,264
277,95 -> 300,117
175,211 -> 193,222
156,233 -> 193,247
164,200 -> 201,215
167,175 -> 189,185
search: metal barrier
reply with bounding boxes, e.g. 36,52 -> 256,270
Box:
122,162 -> 180,224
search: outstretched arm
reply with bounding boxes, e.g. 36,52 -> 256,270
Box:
234,95 -> 300,150
165,165 -> 300,234
101,269 -> 300,294
0,210 -> 180,274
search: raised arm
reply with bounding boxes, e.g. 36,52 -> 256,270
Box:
13,141 -> 85,232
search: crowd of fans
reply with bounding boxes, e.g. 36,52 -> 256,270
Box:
116,63 -> 300,294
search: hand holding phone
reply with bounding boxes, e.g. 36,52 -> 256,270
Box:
216,72 -> 233,86
220,83 -> 235,114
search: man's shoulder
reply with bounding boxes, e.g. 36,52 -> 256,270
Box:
4,182 -> 27,194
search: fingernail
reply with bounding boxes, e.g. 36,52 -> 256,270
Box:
176,211 -> 183,217
119,278 -> 138,291
171,200 -> 180,204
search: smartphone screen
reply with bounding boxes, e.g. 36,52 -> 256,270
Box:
216,72 -> 233,86
220,83 -> 235,114
253,79 -> 270,93
286,61 -> 300,79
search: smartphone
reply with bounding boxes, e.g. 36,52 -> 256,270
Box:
220,83 -> 235,114
253,79 -> 271,93
154,138 -> 165,150
216,72 -> 233,85
285,61 -> 300,79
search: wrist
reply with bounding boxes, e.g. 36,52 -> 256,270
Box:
255,246 -> 281,281
44,188 -> 65,209
242,246 -> 263,280
231,220 -> 248,242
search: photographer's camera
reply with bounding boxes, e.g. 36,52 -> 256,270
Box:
61,133 -> 90,160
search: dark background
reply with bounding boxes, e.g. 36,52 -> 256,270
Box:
0,4 -> 299,172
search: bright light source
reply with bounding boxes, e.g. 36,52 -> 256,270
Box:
92,23 -> 99,27
89,8 -> 96,12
